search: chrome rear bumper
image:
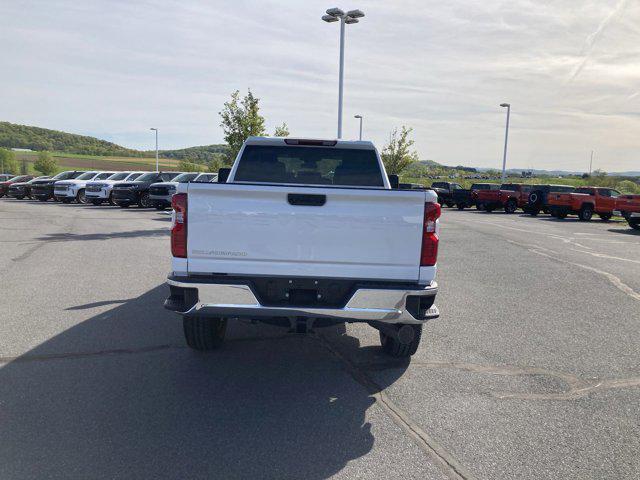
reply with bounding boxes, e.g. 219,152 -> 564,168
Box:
165,276 -> 439,324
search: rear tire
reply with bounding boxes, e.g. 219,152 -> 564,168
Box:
628,219 -> 640,230
578,205 -> 593,221
108,193 -> 115,206
138,192 -> 151,208
379,324 -> 423,358
77,189 -> 87,204
183,316 -> 227,350
504,199 -> 518,214
598,213 -> 612,221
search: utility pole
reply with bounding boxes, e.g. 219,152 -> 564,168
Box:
589,150 -> 594,176
500,103 -> 511,182
150,128 -> 159,172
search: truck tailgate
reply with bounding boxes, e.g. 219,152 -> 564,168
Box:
185,183 -> 429,281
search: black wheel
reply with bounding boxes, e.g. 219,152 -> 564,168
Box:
456,204 -> 465,210
485,206 -> 494,213
183,316 -> 227,350
598,213 -> 612,221
91,199 -> 103,206
628,219 -> 640,230
118,202 -> 130,208
138,192 -> 151,208
542,207 -> 550,215
108,193 -> 115,206
504,199 -> 518,214
16,195 -> 25,200
476,202 -> 484,211
556,212 -> 568,219
379,324 -> 423,358
77,189 -> 87,204
578,205 -> 593,221
529,208 -> 540,216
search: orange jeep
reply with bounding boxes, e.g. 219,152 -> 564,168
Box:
547,187 -> 619,221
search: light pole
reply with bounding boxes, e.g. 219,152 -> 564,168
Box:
354,114 -> 363,140
150,128 -> 158,172
322,7 -> 365,139
499,103 -> 511,182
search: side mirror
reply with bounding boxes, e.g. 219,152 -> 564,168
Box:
388,174 -> 399,189
218,168 -> 231,183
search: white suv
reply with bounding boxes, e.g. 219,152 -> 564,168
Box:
54,171 -> 116,204
85,171 -> 146,206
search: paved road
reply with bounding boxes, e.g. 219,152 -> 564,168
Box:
1,200 -> 638,480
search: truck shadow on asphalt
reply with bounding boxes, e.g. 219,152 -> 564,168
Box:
37,229 -> 169,242
0,285 -> 406,480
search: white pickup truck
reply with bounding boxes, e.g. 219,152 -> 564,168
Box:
164,137 -> 441,357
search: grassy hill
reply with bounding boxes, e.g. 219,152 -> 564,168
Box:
0,121 -> 227,163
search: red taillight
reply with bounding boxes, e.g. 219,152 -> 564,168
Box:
171,193 -> 187,258
420,202 -> 440,266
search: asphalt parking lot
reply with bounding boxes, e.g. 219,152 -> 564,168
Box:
1,200 -> 639,480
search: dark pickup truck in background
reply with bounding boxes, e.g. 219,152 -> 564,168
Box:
452,183 -> 500,210
430,182 -> 464,207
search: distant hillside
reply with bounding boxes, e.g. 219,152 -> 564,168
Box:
0,121 -> 228,163
0,121 -> 144,157
157,144 -> 228,162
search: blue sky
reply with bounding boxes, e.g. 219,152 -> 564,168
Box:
1,0 -> 639,172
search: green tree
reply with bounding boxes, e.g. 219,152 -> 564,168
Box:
219,89 -> 266,162
381,126 -> 419,175
33,151 -> 58,175
616,180 -> 640,194
593,168 -> 607,178
273,123 -> 290,137
0,148 -> 19,174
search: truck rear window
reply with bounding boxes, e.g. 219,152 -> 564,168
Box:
234,145 -> 384,187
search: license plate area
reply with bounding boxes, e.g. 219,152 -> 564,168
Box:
252,277 -> 355,308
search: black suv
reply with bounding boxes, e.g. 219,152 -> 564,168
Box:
30,171 -> 85,201
112,171 -> 180,208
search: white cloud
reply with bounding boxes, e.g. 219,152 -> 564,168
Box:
0,0 -> 639,171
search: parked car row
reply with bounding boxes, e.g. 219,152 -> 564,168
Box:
0,170 -> 218,209
439,180 -> 640,230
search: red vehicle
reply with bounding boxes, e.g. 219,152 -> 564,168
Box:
476,183 -> 532,213
547,187 -> 619,221
615,194 -> 640,230
0,175 -> 34,198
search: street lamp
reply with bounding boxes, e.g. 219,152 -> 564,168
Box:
150,128 -> 158,172
499,103 -> 511,182
354,114 -> 363,140
322,7 -> 365,139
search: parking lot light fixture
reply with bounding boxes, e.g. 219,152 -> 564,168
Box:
150,128 -> 158,172
322,6 -> 365,139
499,103 -> 511,182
